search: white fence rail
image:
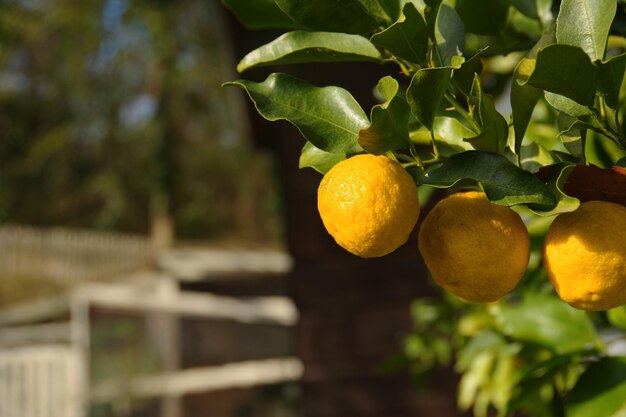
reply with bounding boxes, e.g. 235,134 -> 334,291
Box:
0,225 -> 153,287
0,345 -> 84,417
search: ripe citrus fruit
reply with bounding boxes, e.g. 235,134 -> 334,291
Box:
543,201 -> 626,311
418,191 -> 530,303
317,154 -> 419,258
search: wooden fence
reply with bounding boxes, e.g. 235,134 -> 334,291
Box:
0,345 -> 84,417
0,225 -> 153,288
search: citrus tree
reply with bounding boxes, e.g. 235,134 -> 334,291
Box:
222,0 -> 626,416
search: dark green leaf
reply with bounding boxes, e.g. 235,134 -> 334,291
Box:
407,67 -> 452,130
453,50 -> 484,95
509,0 -> 540,19
526,44 -> 599,106
567,357 -> 626,417
221,0 -> 300,29
370,2 -> 429,64
274,0 -> 383,34
493,293 -> 599,354
532,163 -> 580,215
421,151 -> 557,209
237,31 -> 383,72
224,73 -> 368,153
358,0 -> 401,24
434,3 -> 465,66
599,52 -> 626,109
556,0 -> 617,61
511,59 -> 542,154
465,75 -> 509,154
299,142 -> 347,173
359,76 -> 411,154
557,115 -> 585,161
456,0 -> 509,36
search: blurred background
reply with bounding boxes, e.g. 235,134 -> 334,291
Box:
0,0 -> 303,416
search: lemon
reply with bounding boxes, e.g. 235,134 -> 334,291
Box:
317,154 -> 419,258
418,191 -> 530,303
543,201 -> 626,311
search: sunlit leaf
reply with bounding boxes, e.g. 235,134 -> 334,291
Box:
421,151 -> 557,209
556,0 -> 617,61
299,142 -> 347,173
237,31 -> 383,72
225,73 -> 368,153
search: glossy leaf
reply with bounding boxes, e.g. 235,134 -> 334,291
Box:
599,52 -> 626,109
358,0 -> 402,24
511,23 -> 555,154
274,0 -> 383,34
532,163 -> 580,215
434,3 -> 465,66
453,51 -> 484,95
544,92 -> 593,117
237,31 -> 383,72
370,2 -> 429,64
407,67 -> 452,130
225,73 -> 368,153
299,142 -> 347,173
465,75 -> 509,154
556,0 -> 617,61
493,293 -> 599,354
567,357 -> 626,417
432,115 -> 476,152
221,0 -> 300,29
359,76 -> 411,154
421,151 -> 557,209
526,44 -> 599,106
557,115 -> 585,161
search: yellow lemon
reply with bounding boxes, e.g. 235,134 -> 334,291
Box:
543,201 -> 626,311
317,154 -> 419,258
418,191 -> 530,302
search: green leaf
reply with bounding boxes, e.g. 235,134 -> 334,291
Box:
221,0 -> 300,29
370,2 -> 429,64
492,292 -> 599,354
225,73 -> 368,153
511,59 -> 542,155
421,151 -> 557,209
567,357 -> 626,417
358,0 -> 401,24
299,142 -> 347,173
526,44 -> 599,106
407,67 -> 452,130
432,115 -> 476,152
544,92 -> 593,117
455,0 -> 509,36
359,76 -> 411,154
509,0 -> 541,19
607,305 -> 626,330
556,0 -> 617,62
532,163 -> 580,215
434,3 -> 465,66
237,31 -> 384,73
453,50 -> 484,95
557,115 -> 585,161
465,75 -> 509,154
599,52 -> 626,109
274,0 -> 384,34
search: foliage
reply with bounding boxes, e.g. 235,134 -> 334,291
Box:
223,0 -> 626,415
0,0 -> 281,242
